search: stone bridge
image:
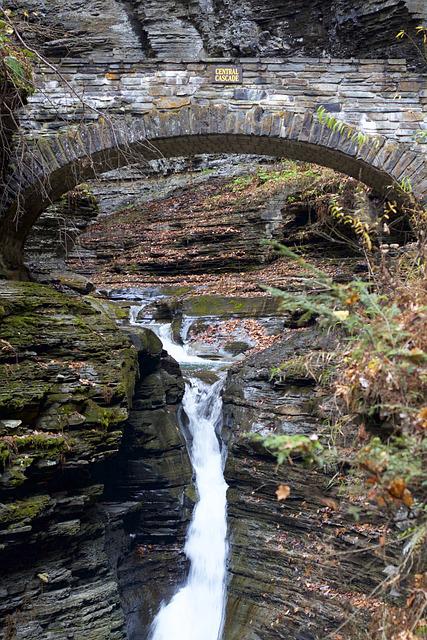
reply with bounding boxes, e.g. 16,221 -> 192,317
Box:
1,56 -> 426,278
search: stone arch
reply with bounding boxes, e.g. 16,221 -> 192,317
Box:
1,105 -> 426,278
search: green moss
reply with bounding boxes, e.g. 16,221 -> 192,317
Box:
16,433 -> 68,452
270,356 -> 312,382
0,433 -> 70,474
116,348 -> 139,403
0,376 -> 50,413
160,286 -> 192,297
224,341 -> 251,355
182,296 -> 283,317
0,494 -> 51,528
0,282 -> 136,468
83,399 -> 128,429
0,442 -> 11,468
183,296 -> 247,316
7,469 -> 28,487
171,316 -> 183,343
71,428 -> 123,455
185,484 -> 197,503
86,296 -> 129,321
1,456 -> 35,487
143,329 -> 163,356
270,352 -> 335,388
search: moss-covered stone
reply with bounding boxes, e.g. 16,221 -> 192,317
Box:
182,296 -> 286,317
192,370 -> 220,385
224,341 -> 251,355
0,280 -> 138,492
0,494 -> 51,529
270,352 -> 334,387
83,400 -> 129,429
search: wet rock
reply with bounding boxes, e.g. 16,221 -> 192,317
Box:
102,334 -> 192,639
224,341 -> 251,355
49,271 -> 95,294
223,329 -> 394,639
0,282 -> 192,640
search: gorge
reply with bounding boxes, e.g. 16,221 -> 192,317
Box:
0,2 -> 426,639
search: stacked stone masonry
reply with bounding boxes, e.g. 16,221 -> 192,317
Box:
25,58 -> 427,144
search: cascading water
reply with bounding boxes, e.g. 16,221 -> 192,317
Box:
129,298 -> 229,640
149,376 -> 228,640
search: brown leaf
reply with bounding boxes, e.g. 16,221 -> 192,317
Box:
376,494 -> 386,508
320,497 -> 339,511
357,423 -> 369,441
402,488 -> 414,508
276,484 -> 291,501
388,477 -> 406,499
406,593 -> 416,608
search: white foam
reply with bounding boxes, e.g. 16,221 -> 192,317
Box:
149,377 -> 228,640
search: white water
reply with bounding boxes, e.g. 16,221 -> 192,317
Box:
150,376 -> 228,640
154,323 -> 213,366
129,300 -> 229,640
129,302 -> 225,367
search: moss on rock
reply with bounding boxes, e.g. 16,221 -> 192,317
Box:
0,281 -> 138,493
0,494 -> 51,529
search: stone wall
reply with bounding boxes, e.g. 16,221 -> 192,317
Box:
24,58 -> 427,145
2,104 -> 426,279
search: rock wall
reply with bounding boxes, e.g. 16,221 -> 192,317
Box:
222,329 -> 395,639
23,156 -> 274,277
0,282 -> 136,638
67,169 -> 295,278
103,327 -> 192,640
7,0 -> 424,61
0,283 -> 192,639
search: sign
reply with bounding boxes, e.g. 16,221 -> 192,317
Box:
213,65 -> 242,84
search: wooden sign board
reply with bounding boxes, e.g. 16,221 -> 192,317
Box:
213,65 -> 242,84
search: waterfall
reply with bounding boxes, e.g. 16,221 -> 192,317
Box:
154,323 -> 211,366
129,301 -> 224,366
150,375 -> 228,640
129,298 -> 229,640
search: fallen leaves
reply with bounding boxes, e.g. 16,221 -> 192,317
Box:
319,497 -> 339,511
276,484 -> 291,501
416,406 -> 427,429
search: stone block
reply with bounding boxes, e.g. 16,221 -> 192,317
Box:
398,80 -> 422,92
154,97 -> 191,110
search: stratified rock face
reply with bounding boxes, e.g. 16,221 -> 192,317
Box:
103,328 -> 192,640
72,174 -> 291,277
0,283 -> 192,639
0,282 -> 137,639
65,162 -> 353,282
8,0 -> 422,61
24,186 -> 99,277
222,329 -> 392,640
24,156 -> 274,279
182,0 -> 422,59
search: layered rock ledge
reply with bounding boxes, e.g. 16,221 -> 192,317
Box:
0,283 -> 192,639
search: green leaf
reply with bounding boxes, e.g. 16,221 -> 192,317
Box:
4,55 -> 26,82
0,20 -> 14,35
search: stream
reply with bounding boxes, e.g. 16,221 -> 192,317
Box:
129,299 -> 230,640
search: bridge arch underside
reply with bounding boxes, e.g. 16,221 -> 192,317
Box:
1,109 -> 426,278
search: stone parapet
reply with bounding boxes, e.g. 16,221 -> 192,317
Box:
23,58 -> 427,147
